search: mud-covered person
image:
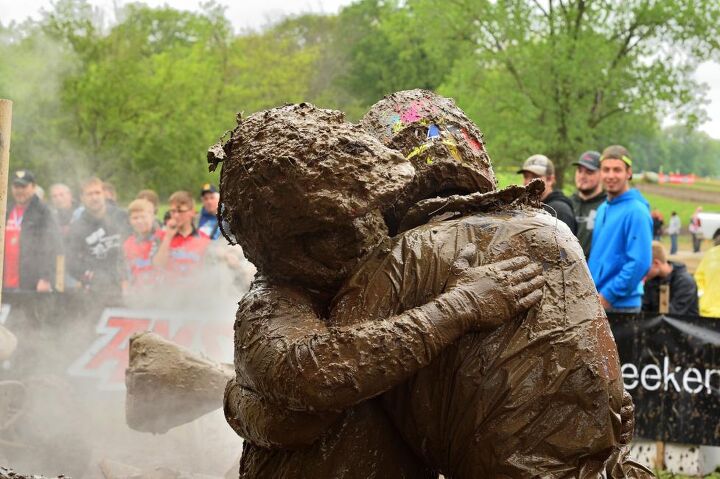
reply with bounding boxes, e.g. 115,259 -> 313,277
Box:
68,176 -> 131,302
218,103 -> 544,478
227,91 -> 652,478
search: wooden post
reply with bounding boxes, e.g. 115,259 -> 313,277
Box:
655,441 -> 665,470
0,100 -> 13,304
659,284 -> 670,315
55,255 -> 65,293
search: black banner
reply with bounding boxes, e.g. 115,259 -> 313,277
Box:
609,312 -> 720,446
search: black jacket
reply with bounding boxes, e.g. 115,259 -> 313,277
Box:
67,205 -> 130,293
5,195 -> 61,290
569,191 -> 606,258
642,262 -> 699,316
543,190 -> 578,235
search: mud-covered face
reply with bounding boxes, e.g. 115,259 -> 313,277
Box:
270,210 -> 389,291
361,90 -> 497,230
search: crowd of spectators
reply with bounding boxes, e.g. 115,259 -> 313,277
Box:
519,144 -> 714,317
2,170 -> 249,306
4,152 -> 720,319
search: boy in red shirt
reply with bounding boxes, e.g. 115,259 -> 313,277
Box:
152,191 -> 210,280
123,198 -> 162,293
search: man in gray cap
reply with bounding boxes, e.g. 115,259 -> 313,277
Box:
570,151 -> 606,258
518,154 -> 577,235
3,170 -> 60,292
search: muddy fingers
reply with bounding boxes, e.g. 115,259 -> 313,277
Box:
516,289 -> 544,312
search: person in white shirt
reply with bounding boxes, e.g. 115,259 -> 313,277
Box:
667,211 -> 681,254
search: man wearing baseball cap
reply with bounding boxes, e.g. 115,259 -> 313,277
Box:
569,151 -> 606,258
518,154 -> 578,235
3,170 -> 61,292
588,145 -> 652,312
198,183 -> 221,240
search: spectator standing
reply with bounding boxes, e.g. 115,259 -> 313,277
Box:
67,177 -> 130,301
651,208 -> 664,241
642,241 -> 698,316
588,145 -> 653,313
689,206 -> 703,253
569,151 -> 606,258
153,191 -> 210,279
667,211 -> 681,255
3,170 -> 60,292
136,189 -> 162,229
694,235 -> 720,317
49,183 -> 77,237
102,181 -> 118,207
123,199 -> 162,292
197,183 -> 221,240
518,155 -> 578,235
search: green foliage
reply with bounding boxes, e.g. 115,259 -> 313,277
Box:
418,0 -> 720,186
1,0 -> 321,198
1,0 -> 719,199
629,126 -> 720,177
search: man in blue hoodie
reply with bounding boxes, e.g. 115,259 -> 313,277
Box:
588,145 -> 653,312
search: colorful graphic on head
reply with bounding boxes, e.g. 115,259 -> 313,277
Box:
361,90 -> 498,216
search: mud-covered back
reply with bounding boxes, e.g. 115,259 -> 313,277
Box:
332,209 -> 626,477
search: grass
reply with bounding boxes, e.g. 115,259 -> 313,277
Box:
655,470 -> 720,478
641,192 -> 720,225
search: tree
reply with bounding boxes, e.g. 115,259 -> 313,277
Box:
392,0 -> 720,186
20,0 -> 322,197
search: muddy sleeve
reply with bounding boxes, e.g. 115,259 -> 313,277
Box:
235,277 -> 470,412
224,377 -> 341,448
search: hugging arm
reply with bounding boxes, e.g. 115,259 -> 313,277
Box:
228,255 -> 543,446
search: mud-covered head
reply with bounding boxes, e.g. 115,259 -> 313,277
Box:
361,89 -> 497,230
217,103 -> 416,291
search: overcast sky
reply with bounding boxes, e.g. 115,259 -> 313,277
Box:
2,0 -> 719,139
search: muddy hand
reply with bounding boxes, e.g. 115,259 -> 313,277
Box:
446,254 -> 544,330
619,390 -> 635,445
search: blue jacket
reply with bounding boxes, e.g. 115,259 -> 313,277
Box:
588,188 -> 653,309
198,208 -> 221,240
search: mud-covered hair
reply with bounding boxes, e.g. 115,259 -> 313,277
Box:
214,103 -> 415,289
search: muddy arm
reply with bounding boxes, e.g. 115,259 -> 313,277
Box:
224,378 -> 341,448
235,277 -> 480,412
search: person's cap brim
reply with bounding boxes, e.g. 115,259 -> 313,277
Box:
572,160 -> 599,171
517,166 -> 547,176
12,179 -> 31,186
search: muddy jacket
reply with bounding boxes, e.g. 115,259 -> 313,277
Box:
67,205 -> 131,294
228,209 -> 651,479
543,190 -> 578,235
5,195 -> 61,290
570,191 -> 607,258
642,262 -> 698,316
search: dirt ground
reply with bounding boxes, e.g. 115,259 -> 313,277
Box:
635,183 -> 720,204
668,250 -> 705,274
